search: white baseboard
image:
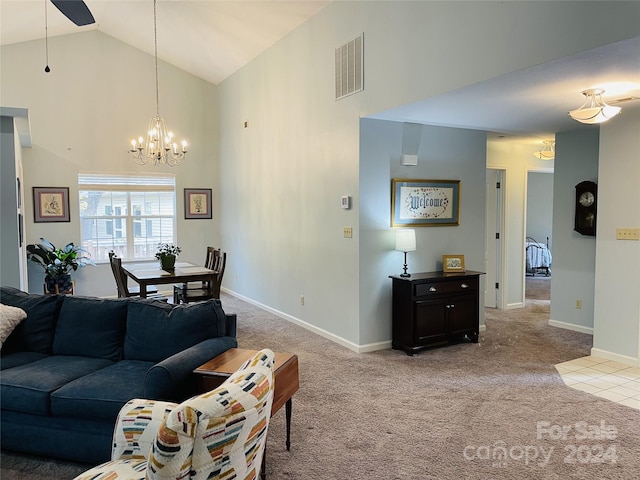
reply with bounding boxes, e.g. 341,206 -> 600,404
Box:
506,302 -> 524,310
590,348 -> 640,367
223,288 -> 489,354
548,319 -> 594,335
223,288 -> 365,353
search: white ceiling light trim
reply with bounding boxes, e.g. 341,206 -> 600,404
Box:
569,88 -> 621,124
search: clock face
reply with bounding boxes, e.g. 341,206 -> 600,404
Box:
579,191 -> 595,207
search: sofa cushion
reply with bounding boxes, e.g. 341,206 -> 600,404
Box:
0,351 -> 48,370
124,299 -> 227,362
53,296 -> 128,361
51,360 -> 154,421
0,286 -> 63,354
0,303 -> 27,348
1,355 -> 113,416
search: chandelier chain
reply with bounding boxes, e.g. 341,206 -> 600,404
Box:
128,0 -> 187,166
154,0 -> 159,116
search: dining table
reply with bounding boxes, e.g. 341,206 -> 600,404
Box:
121,261 -> 216,298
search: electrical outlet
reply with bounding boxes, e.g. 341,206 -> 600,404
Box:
576,299 -> 582,309
343,227 -> 353,238
616,227 -> 640,240
300,295 -> 304,306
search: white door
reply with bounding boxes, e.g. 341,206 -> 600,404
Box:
485,169 -> 504,308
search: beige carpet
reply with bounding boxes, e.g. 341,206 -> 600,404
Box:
2,288 -> 639,479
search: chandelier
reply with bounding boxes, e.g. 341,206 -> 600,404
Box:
129,0 -> 187,166
569,88 -> 621,125
533,140 -> 555,160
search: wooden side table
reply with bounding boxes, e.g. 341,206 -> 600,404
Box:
194,348 -> 300,450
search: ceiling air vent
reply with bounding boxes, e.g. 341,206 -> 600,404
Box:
335,34 -> 363,100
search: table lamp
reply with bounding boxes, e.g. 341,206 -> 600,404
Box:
395,229 -> 416,277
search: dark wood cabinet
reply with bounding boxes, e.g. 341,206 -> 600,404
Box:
390,271 -> 484,355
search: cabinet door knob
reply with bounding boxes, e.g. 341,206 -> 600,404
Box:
461,283 -> 468,289
429,286 -> 437,292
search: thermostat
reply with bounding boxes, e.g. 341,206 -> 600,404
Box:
341,196 -> 351,209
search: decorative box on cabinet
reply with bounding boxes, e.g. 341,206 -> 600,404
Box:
389,271 -> 484,355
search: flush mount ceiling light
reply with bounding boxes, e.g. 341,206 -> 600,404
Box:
569,88 -> 621,124
129,0 -> 187,166
534,140 -> 555,160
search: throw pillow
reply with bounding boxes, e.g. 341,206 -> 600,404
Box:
0,303 -> 27,349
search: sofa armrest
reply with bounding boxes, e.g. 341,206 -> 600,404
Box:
225,313 -> 237,338
144,336 -> 238,400
111,398 -> 178,461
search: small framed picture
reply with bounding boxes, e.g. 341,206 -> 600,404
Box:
184,188 -> 212,219
33,187 -> 70,223
442,254 -> 465,273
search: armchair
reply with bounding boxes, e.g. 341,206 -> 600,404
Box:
73,349 -> 275,480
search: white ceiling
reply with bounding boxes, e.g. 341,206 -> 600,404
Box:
0,0 -> 330,85
2,1 -> 639,144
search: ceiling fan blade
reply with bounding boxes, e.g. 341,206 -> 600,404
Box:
50,0 -> 95,26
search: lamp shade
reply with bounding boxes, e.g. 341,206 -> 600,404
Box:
395,229 -> 416,252
569,89 -> 621,124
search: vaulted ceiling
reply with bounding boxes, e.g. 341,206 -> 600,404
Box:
2,1 -> 639,143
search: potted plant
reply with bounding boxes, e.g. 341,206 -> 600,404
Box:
27,238 -> 95,294
155,243 -> 181,271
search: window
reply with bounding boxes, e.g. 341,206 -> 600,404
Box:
79,172 -> 176,262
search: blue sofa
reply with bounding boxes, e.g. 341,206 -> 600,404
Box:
0,286 -> 237,464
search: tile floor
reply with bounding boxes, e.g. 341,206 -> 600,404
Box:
556,356 -> 640,410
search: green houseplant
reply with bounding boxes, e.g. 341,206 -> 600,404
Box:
27,238 -> 95,293
155,243 -> 181,271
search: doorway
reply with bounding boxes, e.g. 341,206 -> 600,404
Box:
525,170 -> 553,301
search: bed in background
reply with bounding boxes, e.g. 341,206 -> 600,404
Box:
526,236 -> 552,276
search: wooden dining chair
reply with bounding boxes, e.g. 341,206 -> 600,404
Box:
108,251 -> 165,300
173,248 -> 226,304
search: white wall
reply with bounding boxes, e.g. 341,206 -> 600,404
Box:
217,1 -> 640,350
593,106 -> 640,365
0,31 -> 218,296
549,129 -> 599,333
359,119 -> 487,349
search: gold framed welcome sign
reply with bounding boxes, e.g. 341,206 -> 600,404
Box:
391,179 -> 460,227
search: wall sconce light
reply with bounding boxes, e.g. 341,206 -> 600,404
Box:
569,88 -> 621,124
533,140 -> 555,160
395,229 -> 416,277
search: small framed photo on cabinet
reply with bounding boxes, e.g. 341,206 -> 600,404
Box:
442,254 -> 465,273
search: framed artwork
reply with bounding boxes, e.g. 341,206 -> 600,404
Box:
442,254 -> 465,273
184,188 -> 212,219
391,179 -> 460,227
33,187 -> 70,223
